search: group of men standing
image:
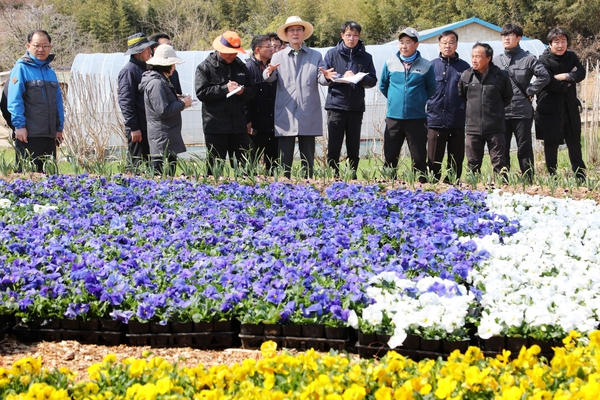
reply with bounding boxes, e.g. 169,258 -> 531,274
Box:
189,19 -> 585,183
2,21 -> 587,182
381,22 -> 585,183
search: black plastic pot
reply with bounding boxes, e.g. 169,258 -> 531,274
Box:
193,321 -> 214,333
443,339 -> 470,353
80,319 -> 99,331
420,338 -> 442,352
301,324 -> 325,338
150,321 -> 171,333
480,336 -> 506,352
128,321 -> 150,334
325,327 -> 348,339
240,323 -> 264,335
506,337 -> 528,353
263,324 -> 281,336
100,319 -> 123,332
171,322 -> 193,333
281,324 -> 302,337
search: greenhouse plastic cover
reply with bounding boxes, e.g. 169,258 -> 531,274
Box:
70,40 -> 547,146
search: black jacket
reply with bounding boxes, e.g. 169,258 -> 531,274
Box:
244,54 -> 276,133
323,40 -> 377,112
534,48 -> 585,143
494,45 -> 550,119
118,56 -> 148,132
195,52 -> 256,135
459,63 -> 513,136
426,52 -> 470,129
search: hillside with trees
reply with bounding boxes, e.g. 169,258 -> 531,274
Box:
1,0 -> 599,70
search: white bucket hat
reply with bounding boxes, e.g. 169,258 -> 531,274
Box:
277,16 -> 314,42
147,44 -> 184,66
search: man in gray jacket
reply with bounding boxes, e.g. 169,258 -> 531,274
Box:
264,16 -> 335,179
494,23 -> 549,181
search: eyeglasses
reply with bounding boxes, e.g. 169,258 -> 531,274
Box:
502,33 -> 517,38
287,28 -> 304,34
259,45 -> 274,49
31,44 -> 51,50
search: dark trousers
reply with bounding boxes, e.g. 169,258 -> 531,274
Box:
327,110 -> 363,178
504,119 -> 534,180
15,137 -> 57,173
151,153 -> 178,176
543,113 -> 586,180
204,133 -> 250,175
278,136 -> 315,179
250,131 -> 278,174
466,132 -> 508,174
427,127 -> 465,182
126,129 -> 150,170
383,118 -> 428,181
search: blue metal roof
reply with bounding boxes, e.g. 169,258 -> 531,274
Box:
417,17 -> 530,41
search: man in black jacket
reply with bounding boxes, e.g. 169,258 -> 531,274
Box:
459,43 -> 513,176
118,32 -> 156,170
323,21 -> 377,178
495,23 -> 549,181
196,31 -> 256,174
245,34 -> 278,174
426,30 -> 470,183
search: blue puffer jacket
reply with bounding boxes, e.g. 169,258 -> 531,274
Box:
323,40 -> 377,112
7,52 -> 64,138
380,50 -> 436,120
426,52 -> 470,129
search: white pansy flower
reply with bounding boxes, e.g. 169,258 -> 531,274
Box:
33,204 -> 58,214
0,199 -> 11,208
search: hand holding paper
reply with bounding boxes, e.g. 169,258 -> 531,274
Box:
333,72 -> 368,84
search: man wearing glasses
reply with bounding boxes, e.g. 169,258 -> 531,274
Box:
426,30 -> 470,183
323,20 -> 377,179
268,33 -> 284,54
6,30 -> 64,173
245,34 -> 278,173
494,23 -> 549,182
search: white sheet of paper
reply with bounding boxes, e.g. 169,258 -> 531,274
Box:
333,72 -> 368,84
226,86 -> 244,98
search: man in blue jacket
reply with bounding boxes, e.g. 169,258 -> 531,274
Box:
323,21 -> 377,179
426,30 -> 470,183
118,32 -> 156,171
380,27 -> 436,182
7,30 -> 64,173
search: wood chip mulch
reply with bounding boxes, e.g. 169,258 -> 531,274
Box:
0,334 -> 266,381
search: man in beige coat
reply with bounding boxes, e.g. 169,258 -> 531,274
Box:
264,16 -> 336,178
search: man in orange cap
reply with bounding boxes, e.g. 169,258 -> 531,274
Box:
195,31 -> 256,174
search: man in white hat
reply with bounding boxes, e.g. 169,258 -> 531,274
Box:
195,31 -> 256,175
264,16 -> 337,179
118,32 -> 156,171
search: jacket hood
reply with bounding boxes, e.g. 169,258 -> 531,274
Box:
437,52 -> 462,62
19,51 -> 55,67
335,39 -> 366,57
139,70 -> 165,92
504,44 -> 522,57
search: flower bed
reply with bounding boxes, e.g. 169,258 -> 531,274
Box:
1,332 -> 600,399
0,176 -> 514,331
2,176 -> 600,352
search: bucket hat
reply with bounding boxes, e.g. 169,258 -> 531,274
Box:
146,44 -> 184,66
124,32 -> 156,56
276,16 -> 314,42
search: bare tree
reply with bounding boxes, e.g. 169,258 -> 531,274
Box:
0,2 -> 93,70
